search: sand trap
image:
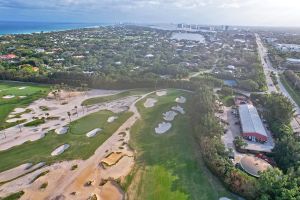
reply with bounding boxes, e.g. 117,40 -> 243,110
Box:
55,127 -> 69,135
172,105 -> 185,114
163,111 -> 178,121
2,95 -> 15,99
102,156 -> 134,179
219,198 -> 231,200
19,96 -> 27,99
100,181 -> 124,200
51,144 -> 70,156
156,90 -> 167,96
86,128 -> 102,138
6,118 -> 24,123
13,108 -> 26,113
175,96 -> 186,103
155,122 -> 172,134
102,152 -> 124,166
19,87 -> 27,90
107,116 -> 118,123
144,98 -> 157,108
0,162 -> 45,183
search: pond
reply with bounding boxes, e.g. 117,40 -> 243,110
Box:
171,32 -> 205,43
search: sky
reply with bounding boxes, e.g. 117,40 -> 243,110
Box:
0,0 -> 300,26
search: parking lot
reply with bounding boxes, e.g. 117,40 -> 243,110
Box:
218,106 -> 275,155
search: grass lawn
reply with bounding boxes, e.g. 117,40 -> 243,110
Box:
126,89 -> 234,200
0,81 -> 49,128
82,89 -> 152,106
280,75 -> 300,107
0,110 -> 132,173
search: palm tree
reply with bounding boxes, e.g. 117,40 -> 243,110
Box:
75,106 -> 78,117
67,112 -> 71,123
45,113 -> 50,119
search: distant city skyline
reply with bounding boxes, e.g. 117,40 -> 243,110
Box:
0,0 -> 300,27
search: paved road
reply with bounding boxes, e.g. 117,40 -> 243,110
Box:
255,34 -> 278,93
256,33 -> 300,132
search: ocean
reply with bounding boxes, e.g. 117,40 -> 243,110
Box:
0,21 -> 104,35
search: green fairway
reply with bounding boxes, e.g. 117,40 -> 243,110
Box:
126,90 -> 234,200
0,81 -> 49,129
0,110 -> 132,173
82,89 -> 152,106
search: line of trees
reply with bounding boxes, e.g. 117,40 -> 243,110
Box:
283,70 -> 300,91
189,87 -> 257,199
250,92 -> 300,199
0,70 -> 223,91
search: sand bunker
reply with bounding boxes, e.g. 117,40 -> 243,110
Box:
100,181 -> 124,200
0,162 -> 45,183
19,87 -> 27,90
155,122 -> 172,134
51,144 -> 70,156
2,95 -> 15,99
219,198 -> 231,200
163,111 -> 178,121
156,90 -> 167,96
19,96 -> 27,99
55,127 -> 69,135
13,108 -> 26,113
107,116 -> 118,123
86,128 -> 102,138
172,105 -> 185,114
6,118 -> 24,123
175,96 -> 186,104
102,152 -> 124,166
102,156 -> 134,180
144,98 -> 157,108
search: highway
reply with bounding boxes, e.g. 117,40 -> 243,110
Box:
256,33 -> 300,132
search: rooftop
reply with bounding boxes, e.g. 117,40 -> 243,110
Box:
240,155 -> 272,177
239,104 -> 267,138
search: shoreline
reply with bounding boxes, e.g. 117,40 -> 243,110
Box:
0,22 -> 111,36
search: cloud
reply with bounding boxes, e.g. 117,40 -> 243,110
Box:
0,0 -> 300,26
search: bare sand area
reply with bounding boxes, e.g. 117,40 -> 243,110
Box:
0,162 -> 45,183
155,122 -> 172,134
175,96 -> 186,103
0,90 -> 140,151
107,116 -> 118,123
172,105 -> 185,114
156,90 -> 167,96
163,110 -> 178,121
0,91 -> 153,200
144,98 -> 157,108
55,127 -> 69,135
86,128 -> 102,138
51,144 -> 70,156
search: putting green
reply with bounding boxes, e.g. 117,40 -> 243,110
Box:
126,89 -> 235,200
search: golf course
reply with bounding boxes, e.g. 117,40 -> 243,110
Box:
0,110 -> 132,173
125,89 -> 235,200
0,81 -> 49,129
